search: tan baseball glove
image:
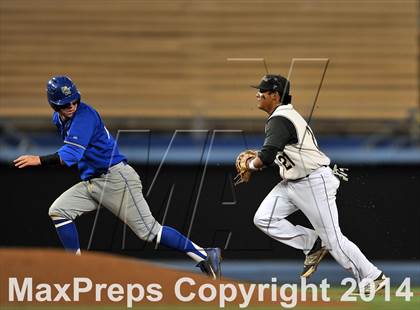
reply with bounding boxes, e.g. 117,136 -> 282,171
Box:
234,150 -> 258,185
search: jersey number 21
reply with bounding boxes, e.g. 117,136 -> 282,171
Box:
277,152 -> 295,170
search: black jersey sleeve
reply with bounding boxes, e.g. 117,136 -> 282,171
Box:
258,116 -> 298,166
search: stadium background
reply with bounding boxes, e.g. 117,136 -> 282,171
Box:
1,0 -> 419,288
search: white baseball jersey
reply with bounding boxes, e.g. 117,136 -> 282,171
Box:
269,105 -> 330,180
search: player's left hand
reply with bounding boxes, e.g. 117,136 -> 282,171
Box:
234,149 -> 258,185
13,155 -> 41,168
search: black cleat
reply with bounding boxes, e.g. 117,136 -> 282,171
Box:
301,237 -> 328,278
196,248 -> 222,279
351,272 -> 388,296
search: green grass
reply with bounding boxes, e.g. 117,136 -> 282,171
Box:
3,287 -> 419,310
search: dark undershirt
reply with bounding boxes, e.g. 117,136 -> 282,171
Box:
258,116 -> 298,166
39,152 -> 61,166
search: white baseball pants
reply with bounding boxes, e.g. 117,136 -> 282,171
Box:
253,166 -> 381,281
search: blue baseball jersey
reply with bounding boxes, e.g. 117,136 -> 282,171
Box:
53,102 -> 126,180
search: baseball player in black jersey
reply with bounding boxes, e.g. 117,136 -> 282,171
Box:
240,74 -> 387,294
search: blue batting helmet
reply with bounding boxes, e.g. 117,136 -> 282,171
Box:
46,76 -> 80,110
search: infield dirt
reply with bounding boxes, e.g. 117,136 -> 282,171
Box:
1,248 -> 418,309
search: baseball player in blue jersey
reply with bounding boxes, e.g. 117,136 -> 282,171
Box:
13,76 -> 221,279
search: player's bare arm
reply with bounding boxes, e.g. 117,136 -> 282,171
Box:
13,155 -> 41,168
14,152 -> 63,168
12,75 -> 223,280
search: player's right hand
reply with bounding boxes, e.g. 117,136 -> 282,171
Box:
13,155 -> 41,168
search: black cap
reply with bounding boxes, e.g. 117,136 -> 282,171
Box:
251,74 -> 292,104
251,74 -> 290,92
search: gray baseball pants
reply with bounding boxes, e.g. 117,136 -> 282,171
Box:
48,162 -> 161,242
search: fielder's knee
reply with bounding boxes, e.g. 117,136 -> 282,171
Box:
253,212 -> 269,230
